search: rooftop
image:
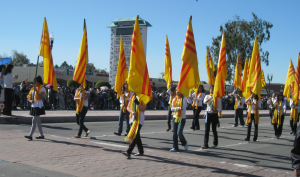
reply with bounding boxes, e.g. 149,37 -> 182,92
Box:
107,16 -> 152,28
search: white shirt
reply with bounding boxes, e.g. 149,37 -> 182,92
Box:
4,73 -> 17,88
203,95 -> 221,113
171,96 -> 192,119
247,99 -> 261,113
119,91 -> 133,107
31,87 -> 46,108
290,99 -> 300,110
84,91 -> 90,107
130,110 -> 145,126
274,100 -> 286,114
191,92 -> 206,107
233,92 -> 245,109
268,97 -> 277,108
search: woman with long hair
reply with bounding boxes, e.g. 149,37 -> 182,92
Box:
190,85 -> 206,130
245,92 -> 261,142
114,82 -> 132,136
271,93 -> 286,139
74,83 -> 90,138
24,76 -> 46,140
3,64 -> 17,115
170,91 -> 192,152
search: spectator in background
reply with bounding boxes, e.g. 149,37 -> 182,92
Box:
20,81 -> 28,110
13,84 -> 20,110
101,90 -> 107,110
3,64 -> 17,115
0,65 -> 6,83
58,87 -> 65,109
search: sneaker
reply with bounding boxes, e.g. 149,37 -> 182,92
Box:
212,145 -> 217,148
114,132 -> 121,136
240,125 -> 244,127
202,145 -> 208,149
121,151 -> 130,159
134,153 -> 144,156
170,148 -> 178,152
184,144 -> 188,150
24,136 -> 32,140
245,138 -> 250,141
232,125 -> 237,127
35,136 -> 45,139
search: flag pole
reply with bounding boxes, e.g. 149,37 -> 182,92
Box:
34,56 -> 39,84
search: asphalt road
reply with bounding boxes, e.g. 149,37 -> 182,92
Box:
0,116 -> 294,173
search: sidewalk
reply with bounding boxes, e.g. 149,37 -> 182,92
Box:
0,129 -> 291,177
0,110 -> 290,124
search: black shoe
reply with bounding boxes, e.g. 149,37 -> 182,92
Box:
121,151 -> 130,159
202,145 -> 208,149
195,128 -> 200,130
114,132 -> 121,136
166,129 -> 170,132
190,127 -> 194,129
24,136 -> 32,140
245,138 -> 250,141
253,139 -> 257,142
212,145 -> 217,148
124,133 -> 128,136
134,153 -> 144,156
36,136 -> 45,139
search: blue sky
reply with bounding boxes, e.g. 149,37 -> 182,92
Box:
0,0 -> 299,84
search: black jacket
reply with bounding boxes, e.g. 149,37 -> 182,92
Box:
291,126 -> 300,169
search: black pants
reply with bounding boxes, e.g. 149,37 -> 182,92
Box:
204,113 -> 218,146
127,124 -> 143,155
246,114 -> 258,141
167,106 -> 172,129
234,108 -> 244,126
273,115 -> 285,137
192,107 -> 202,129
269,108 -> 275,124
76,106 -> 88,136
3,88 -> 13,116
290,120 -> 298,133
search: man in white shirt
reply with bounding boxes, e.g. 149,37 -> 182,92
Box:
202,86 -> 221,149
268,93 -> 277,125
230,88 -> 245,127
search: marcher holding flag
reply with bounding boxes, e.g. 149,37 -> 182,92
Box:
114,36 -> 132,136
272,93 -> 286,139
121,16 -> 152,158
73,19 -> 91,138
190,85 -> 205,130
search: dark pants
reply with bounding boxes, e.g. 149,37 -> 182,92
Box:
3,88 -> 13,115
234,108 -> 244,126
117,109 -> 130,134
273,115 -> 285,137
290,120 -> 298,133
167,106 -> 172,129
127,124 -> 143,155
192,107 -> 202,129
269,108 -> 275,124
76,106 -> 88,136
246,114 -> 258,141
204,113 -> 218,146
172,118 -> 187,150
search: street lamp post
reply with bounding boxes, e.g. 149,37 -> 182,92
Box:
267,73 -> 273,96
50,32 -> 55,50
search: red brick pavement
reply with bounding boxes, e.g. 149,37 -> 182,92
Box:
0,129 -> 292,177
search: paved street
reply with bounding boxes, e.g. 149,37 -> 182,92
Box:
0,115 -> 294,176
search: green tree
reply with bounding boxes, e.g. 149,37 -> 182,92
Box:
11,50 -> 30,66
67,79 -> 81,88
209,13 -> 273,83
86,63 -> 96,69
95,80 -> 111,88
54,64 -> 59,68
60,61 -> 69,68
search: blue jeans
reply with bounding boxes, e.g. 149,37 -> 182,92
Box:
118,109 -> 130,134
172,118 -> 187,150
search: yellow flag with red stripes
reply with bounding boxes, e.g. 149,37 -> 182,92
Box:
38,17 -> 58,91
177,16 -> 200,97
243,58 -> 251,99
247,37 -> 262,96
283,59 -> 295,101
293,54 -> 300,103
114,36 -> 128,99
73,19 -> 89,88
213,31 -> 227,110
164,36 -> 172,89
206,47 -> 215,85
241,58 -> 249,93
233,52 -> 242,89
127,16 -> 152,104
261,70 -> 266,87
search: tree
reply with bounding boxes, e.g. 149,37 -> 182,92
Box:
95,80 -> 111,88
209,13 -> 273,83
60,61 -> 69,68
67,79 -> 81,88
54,64 -> 59,68
86,63 -> 96,69
11,50 -> 30,66
159,72 -> 164,79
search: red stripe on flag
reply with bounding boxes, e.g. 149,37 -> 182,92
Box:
73,45 -> 87,84
131,46 -> 136,53
142,67 -> 149,94
185,36 -> 195,46
165,53 -> 169,57
177,64 -> 191,90
184,43 -> 196,54
120,64 -> 126,77
186,30 -> 194,37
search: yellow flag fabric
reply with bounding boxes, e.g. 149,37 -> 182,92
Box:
261,70 -> 267,87
213,31 -> 227,110
114,36 -> 128,99
177,16 -> 200,97
73,20 -> 89,88
293,54 -> 300,104
38,18 -> 58,91
233,52 -> 242,89
127,16 -> 152,104
164,36 -> 172,89
206,48 -> 215,85
247,37 -> 262,96
283,59 -> 295,101
241,59 -> 248,94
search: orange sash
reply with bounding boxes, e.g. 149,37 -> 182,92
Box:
246,99 -> 259,124
76,90 -> 85,114
27,85 -> 43,101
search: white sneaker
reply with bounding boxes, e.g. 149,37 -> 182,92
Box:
184,144 -> 188,150
240,125 -> 244,127
170,148 -> 177,152
232,125 -> 237,127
